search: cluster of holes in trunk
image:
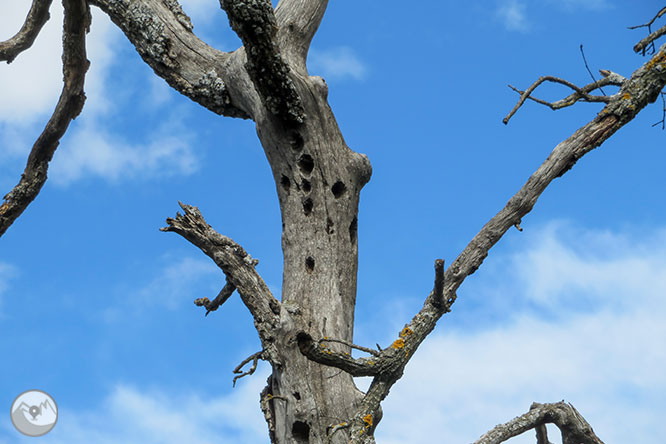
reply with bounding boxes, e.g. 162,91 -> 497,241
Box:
298,154 -> 314,175
305,256 -> 315,272
349,215 -> 358,245
292,421 -> 310,442
302,197 -> 313,216
331,180 -> 346,198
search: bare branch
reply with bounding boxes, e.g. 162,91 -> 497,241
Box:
628,6 -> 666,30
474,402 -> 604,444
0,0 -> 54,63
89,0 -> 249,118
193,279 -> 236,316
630,7 -> 666,55
233,350 -> 265,386
634,23 -> 666,55
161,202 -> 281,360
503,75 -> 622,124
275,0 -> 329,72
296,332 -> 381,377
579,44 -> 605,96
0,0 -> 90,238
220,0 -> 305,124
319,337 -> 381,357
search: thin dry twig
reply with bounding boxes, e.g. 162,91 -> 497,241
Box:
630,6 -> 666,55
319,337 -> 381,357
0,0 -> 54,63
233,350 -> 265,387
580,44 -> 605,96
193,280 -> 236,316
503,75 -> 621,124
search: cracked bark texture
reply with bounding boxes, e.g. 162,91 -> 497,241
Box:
3,1 -> 666,443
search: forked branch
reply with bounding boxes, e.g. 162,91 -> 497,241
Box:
0,0 -> 90,238
503,73 -> 626,124
474,402 -> 604,444
161,202 -> 281,361
630,6 -> 666,54
0,0 -> 54,63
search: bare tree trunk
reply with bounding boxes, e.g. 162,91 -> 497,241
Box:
254,74 -> 372,443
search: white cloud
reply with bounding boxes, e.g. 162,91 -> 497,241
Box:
50,120 -> 199,185
371,222 -> 666,444
496,0 -> 529,32
0,2 -> 65,124
0,4 -> 202,185
4,371 -> 270,444
308,47 -> 367,81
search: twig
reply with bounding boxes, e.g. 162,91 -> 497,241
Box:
193,279 -> 236,316
503,75 -> 619,124
580,44 -> 605,96
233,350 -> 265,386
630,7 -> 666,55
319,337 -> 381,357
326,421 -> 350,444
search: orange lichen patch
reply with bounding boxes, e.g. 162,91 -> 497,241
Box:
0,201 -> 9,214
367,360 -> 375,365
399,326 -> 414,338
363,414 -> 373,428
621,93 -> 631,100
391,338 -> 405,349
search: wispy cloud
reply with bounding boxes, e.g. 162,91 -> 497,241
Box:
308,47 -> 368,81
3,371 -> 270,444
496,0 -> 530,32
50,120 -> 199,185
371,222 -> 666,444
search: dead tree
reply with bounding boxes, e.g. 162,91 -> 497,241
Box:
2,2 -> 666,443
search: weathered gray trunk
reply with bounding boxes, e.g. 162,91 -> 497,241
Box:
255,73 -> 372,443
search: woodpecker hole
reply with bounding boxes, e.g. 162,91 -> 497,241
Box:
301,179 -> 311,193
349,216 -> 358,245
289,131 -> 304,151
280,175 -> 291,193
305,256 -> 315,272
331,180 -> 347,198
293,391 -> 301,400
292,421 -> 310,442
297,154 -> 314,175
302,197 -> 313,216
326,217 -> 334,234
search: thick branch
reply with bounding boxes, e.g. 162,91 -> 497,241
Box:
474,402 -> 604,444
274,0 -> 329,73
89,0 -> 249,118
161,202 -> 281,360
0,0 -> 89,238
0,0 -> 53,63
220,0 -> 305,124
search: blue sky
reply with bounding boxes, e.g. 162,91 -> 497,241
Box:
1,0 -> 665,443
